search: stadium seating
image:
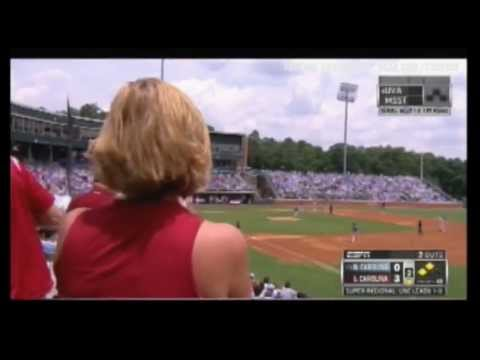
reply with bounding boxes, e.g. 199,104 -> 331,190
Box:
26,162 -> 255,196
25,161 -> 451,202
267,170 -> 451,202
26,162 -> 93,197
207,171 -> 255,192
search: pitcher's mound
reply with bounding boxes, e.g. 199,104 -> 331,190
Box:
267,216 -> 300,222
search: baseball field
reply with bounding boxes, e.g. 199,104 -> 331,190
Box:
197,203 -> 467,299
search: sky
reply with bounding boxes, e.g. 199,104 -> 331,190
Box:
10,58 -> 467,160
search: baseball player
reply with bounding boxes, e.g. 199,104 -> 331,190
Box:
438,216 -> 447,233
351,222 -> 359,243
417,220 -> 423,235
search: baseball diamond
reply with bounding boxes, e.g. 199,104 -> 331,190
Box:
198,203 -> 466,298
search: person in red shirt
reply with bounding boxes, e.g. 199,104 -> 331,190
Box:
54,78 -> 251,299
10,156 -> 63,299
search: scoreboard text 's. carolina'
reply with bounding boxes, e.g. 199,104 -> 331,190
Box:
342,250 -> 448,297
378,76 -> 451,116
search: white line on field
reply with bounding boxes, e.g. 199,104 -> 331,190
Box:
250,240 -> 340,275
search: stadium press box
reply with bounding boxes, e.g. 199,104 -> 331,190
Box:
341,250 -> 447,297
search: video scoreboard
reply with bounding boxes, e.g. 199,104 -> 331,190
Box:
342,250 -> 447,297
378,76 -> 451,116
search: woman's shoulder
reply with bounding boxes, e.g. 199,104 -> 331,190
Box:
197,221 -> 245,246
192,220 -> 250,297
194,220 -> 247,262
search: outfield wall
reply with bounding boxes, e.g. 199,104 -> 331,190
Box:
272,199 -> 463,209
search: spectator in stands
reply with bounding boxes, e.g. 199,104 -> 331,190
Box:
272,283 -> 283,299
67,140 -> 117,212
267,170 -> 450,203
54,78 -> 251,299
10,156 -> 63,299
260,282 -> 275,299
12,144 -> 24,163
253,281 -> 263,297
54,192 -> 72,212
280,281 -> 298,299
259,277 -> 275,298
261,276 -> 270,289
67,177 -> 116,212
250,273 -> 257,298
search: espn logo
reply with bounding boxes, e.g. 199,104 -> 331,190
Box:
345,251 -> 371,259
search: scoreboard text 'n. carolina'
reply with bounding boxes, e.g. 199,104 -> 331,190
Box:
342,250 -> 448,297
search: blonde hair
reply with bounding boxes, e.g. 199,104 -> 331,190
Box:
91,78 -> 212,199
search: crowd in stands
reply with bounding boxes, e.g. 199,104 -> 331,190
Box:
24,162 -> 255,198
206,170 -> 255,192
267,170 -> 452,202
27,161 -> 93,196
250,274 -> 305,299
24,162 -> 451,203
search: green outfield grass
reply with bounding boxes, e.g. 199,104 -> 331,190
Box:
382,208 -> 466,224
249,249 -> 467,299
249,248 -> 340,298
198,205 -> 412,236
198,205 -> 466,299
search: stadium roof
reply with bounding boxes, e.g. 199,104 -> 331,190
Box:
11,101 -> 103,124
209,130 -> 245,137
11,101 -> 245,137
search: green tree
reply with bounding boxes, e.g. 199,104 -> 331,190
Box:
244,132 -> 465,198
79,103 -> 107,120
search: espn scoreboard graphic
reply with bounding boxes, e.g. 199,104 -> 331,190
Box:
342,250 -> 447,297
378,76 -> 451,116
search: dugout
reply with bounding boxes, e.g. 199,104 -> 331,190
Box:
194,191 -> 255,204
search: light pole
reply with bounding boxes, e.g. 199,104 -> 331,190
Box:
337,82 -> 358,176
420,153 -> 424,181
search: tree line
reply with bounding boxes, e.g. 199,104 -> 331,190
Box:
247,130 -> 466,199
57,103 -> 108,120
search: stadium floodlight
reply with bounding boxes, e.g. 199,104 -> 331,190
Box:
337,82 -> 358,102
337,82 -> 358,176
420,153 -> 424,181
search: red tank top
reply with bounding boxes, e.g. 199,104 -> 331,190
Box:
55,199 -> 202,298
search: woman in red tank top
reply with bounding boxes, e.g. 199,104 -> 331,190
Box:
54,78 -> 251,299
